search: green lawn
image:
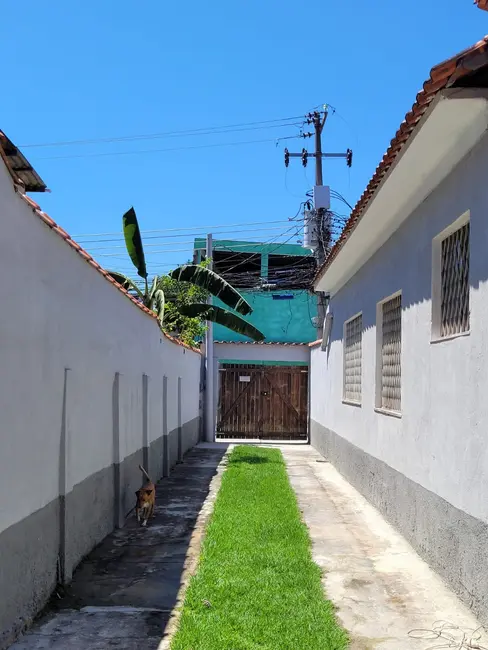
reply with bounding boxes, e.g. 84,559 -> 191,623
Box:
171,445 -> 348,650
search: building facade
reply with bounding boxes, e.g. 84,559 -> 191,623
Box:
193,238 -> 318,343
194,238 -> 317,440
311,36 -> 488,623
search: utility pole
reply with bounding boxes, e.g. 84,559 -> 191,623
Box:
284,108 -> 352,335
204,233 -> 215,443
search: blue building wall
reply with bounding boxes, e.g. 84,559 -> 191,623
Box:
212,289 -> 317,343
194,238 -> 318,343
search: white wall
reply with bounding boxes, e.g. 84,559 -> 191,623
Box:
310,131 -> 488,524
0,158 -> 201,536
214,342 -> 310,364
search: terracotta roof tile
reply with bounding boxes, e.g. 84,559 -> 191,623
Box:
13,186 -> 200,354
315,35 -> 488,284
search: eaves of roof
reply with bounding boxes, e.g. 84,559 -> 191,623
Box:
314,34 -> 488,285
0,131 -> 47,192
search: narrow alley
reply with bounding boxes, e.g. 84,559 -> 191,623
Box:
9,447 -> 227,650
9,443 -> 488,649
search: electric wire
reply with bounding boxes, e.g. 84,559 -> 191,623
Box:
33,136 -> 302,161
21,115 -> 305,148
72,219 -> 294,239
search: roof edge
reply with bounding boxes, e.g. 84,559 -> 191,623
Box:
13,187 -> 200,355
314,34 -> 488,286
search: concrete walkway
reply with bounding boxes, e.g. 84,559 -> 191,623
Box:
281,445 -> 488,650
9,442 -> 488,650
8,446 -> 227,650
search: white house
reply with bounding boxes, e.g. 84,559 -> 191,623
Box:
311,35 -> 488,622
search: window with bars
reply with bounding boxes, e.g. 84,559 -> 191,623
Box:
440,222 -> 470,337
343,314 -> 362,403
379,294 -> 402,412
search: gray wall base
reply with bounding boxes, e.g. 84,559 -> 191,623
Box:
0,416 -> 201,650
310,420 -> 488,625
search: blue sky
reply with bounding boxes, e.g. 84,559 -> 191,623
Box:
2,1 -> 485,276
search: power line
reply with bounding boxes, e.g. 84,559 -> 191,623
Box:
33,135 -> 301,161
96,237 -> 303,258
72,218 -> 293,239
21,115 -> 305,149
82,228 -> 295,252
330,189 -> 353,211
76,224 -> 294,246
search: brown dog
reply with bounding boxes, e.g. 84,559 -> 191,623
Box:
135,465 -> 155,527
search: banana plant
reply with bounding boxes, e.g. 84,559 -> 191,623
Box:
108,207 -> 265,341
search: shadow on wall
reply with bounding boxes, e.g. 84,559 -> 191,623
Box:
325,136 -> 488,346
29,446 -> 227,650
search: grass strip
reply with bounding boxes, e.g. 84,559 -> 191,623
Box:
171,445 -> 348,650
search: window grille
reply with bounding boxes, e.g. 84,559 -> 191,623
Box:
440,222 -> 470,337
344,314 -> 362,403
381,295 -> 401,412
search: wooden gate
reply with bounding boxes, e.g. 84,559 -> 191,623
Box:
216,364 -> 308,440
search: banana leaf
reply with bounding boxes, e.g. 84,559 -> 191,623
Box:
122,207 -> 147,280
154,289 -> 165,323
179,303 -> 264,341
170,265 -> 252,315
107,271 -> 145,299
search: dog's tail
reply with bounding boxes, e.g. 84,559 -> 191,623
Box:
139,465 -> 151,482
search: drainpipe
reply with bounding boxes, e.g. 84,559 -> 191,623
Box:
204,233 -> 215,442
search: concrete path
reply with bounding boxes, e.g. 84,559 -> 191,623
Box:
8,446 -> 228,650
281,445 -> 488,650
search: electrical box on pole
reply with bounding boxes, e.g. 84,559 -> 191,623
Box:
313,185 -> 330,211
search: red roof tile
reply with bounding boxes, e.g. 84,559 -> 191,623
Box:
315,35 -> 488,284
12,186 -> 200,354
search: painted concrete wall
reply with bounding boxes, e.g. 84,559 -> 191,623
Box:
212,290 -> 317,343
214,342 -> 309,365
309,132 -> 488,623
0,160 -> 202,648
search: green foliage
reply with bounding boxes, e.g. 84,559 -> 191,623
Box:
109,208 -> 265,345
122,207 -> 147,281
157,267 -> 209,347
170,265 -> 252,315
179,303 -> 265,342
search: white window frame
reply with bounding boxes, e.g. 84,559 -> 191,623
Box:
375,291 -> 402,417
431,210 -> 470,343
342,312 -> 362,406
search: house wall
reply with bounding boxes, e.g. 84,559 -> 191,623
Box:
310,132 -> 488,623
0,160 -> 201,648
212,290 -> 317,343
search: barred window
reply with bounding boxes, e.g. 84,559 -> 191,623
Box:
343,314 -> 362,403
380,295 -> 402,412
440,222 -> 470,337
